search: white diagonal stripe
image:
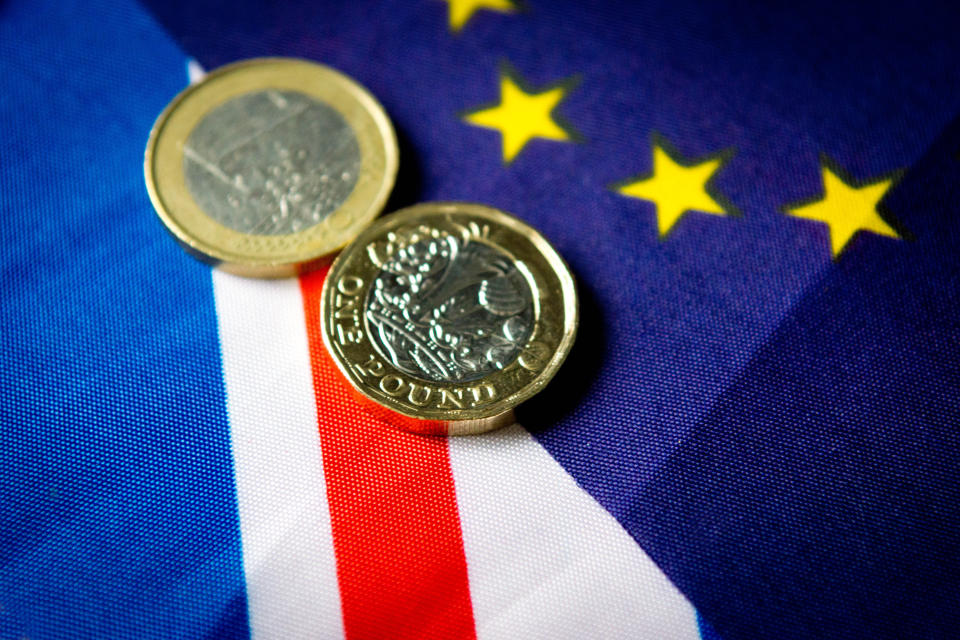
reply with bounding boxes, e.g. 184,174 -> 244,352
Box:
449,423 -> 701,640
212,272 -> 344,640
187,58 -> 206,84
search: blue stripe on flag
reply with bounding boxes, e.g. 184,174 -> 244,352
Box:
0,1 -> 248,638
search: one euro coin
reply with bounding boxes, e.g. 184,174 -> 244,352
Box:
320,202 -> 578,436
145,57 -> 398,277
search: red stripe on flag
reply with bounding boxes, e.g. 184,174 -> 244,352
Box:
300,268 -> 477,640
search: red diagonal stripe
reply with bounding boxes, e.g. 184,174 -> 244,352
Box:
300,268 -> 477,640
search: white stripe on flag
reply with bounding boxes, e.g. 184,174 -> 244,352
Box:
449,423 -> 701,640
212,273 -> 344,640
186,58 -> 206,84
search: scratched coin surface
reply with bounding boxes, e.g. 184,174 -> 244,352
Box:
145,57 -> 398,277
320,202 -> 578,436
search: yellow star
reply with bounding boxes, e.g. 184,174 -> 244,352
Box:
617,142 -> 729,237
785,164 -> 899,257
463,68 -> 575,163
443,0 -> 515,32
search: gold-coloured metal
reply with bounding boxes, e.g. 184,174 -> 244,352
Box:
320,202 -> 578,435
144,57 -> 398,277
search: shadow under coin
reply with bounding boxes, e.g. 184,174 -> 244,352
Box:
383,124 -> 423,214
517,275 -> 605,435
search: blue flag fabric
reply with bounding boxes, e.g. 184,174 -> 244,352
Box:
626,115 -> 960,637
0,1 -> 248,637
3,0 -> 960,638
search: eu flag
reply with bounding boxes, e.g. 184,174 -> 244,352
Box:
2,0 -> 959,638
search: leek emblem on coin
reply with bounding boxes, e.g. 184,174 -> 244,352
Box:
145,58 -> 398,277
320,203 -> 578,435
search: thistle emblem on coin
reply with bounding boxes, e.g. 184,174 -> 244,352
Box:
365,222 -> 535,383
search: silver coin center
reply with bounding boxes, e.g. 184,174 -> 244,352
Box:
183,89 -> 361,236
365,228 -> 535,383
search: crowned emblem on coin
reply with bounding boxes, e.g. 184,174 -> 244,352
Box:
320,203 -> 577,435
365,222 -> 535,383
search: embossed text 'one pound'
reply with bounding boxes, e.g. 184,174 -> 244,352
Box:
334,276 -> 364,345
353,354 -> 498,410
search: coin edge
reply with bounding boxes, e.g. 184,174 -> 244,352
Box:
144,57 -> 399,277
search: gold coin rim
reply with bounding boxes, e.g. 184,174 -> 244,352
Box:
320,202 -> 579,424
144,57 -> 398,276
